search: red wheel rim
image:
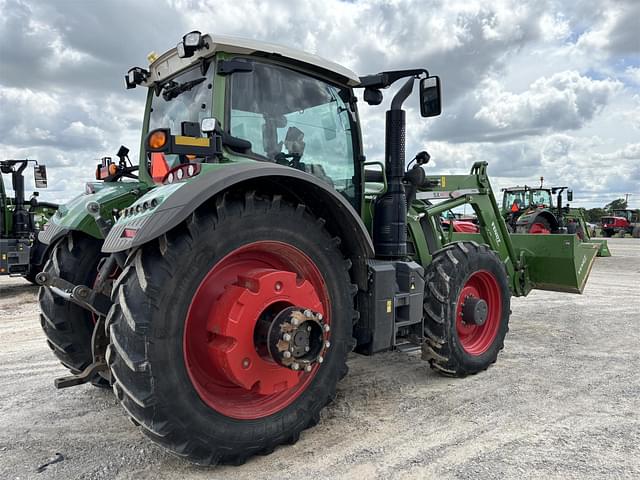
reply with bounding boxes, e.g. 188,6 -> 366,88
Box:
184,241 -> 330,420
455,270 -> 502,356
529,222 -> 550,234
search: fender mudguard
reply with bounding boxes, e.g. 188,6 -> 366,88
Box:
102,162 -> 375,283
38,181 -> 148,246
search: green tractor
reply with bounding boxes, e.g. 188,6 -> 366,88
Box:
38,32 -> 600,465
501,181 -> 610,256
1,159 -> 58,282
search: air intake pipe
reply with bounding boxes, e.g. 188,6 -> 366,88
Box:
373,77 -> 415,258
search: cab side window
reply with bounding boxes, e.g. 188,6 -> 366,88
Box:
229,62 -> 357,205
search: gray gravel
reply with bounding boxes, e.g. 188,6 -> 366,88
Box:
1,237 -> 639,479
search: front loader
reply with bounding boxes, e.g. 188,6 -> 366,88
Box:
38,32 -> 599,465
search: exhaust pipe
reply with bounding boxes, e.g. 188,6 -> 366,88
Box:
373,77 -> 415,258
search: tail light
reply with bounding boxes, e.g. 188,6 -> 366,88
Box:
163,163 -> 201,185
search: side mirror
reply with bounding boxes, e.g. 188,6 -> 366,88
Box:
363,161 -> 387,195
567,189 -> 573,202
34,165 -> 48,189
419,76 -> 442,118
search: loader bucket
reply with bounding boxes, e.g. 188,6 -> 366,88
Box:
586,238 -> 611,257
511,234 -> 599,294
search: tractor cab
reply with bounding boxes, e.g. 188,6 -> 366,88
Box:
0,159 -> 57,278
601,209 -> 639,237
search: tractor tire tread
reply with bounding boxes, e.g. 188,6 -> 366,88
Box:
108,192 -> 356,465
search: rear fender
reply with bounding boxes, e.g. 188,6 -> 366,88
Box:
38,181 -> 148,246
102,162 -> 375,289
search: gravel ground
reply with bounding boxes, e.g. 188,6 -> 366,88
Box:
0,237 -> 639,480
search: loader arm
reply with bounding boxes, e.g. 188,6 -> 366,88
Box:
408,162 -> 598,296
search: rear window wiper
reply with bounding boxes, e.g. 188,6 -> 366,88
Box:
161,77 -> 206,101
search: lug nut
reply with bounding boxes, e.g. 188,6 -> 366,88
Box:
317,313 -> 323,320
325,341 -> 331,348
324,324 -> 330,332
291,318 -> 299,326
283,333 -> 292,342
318,356 -> 324,364
242,358 -> 250,369
305,365 -> 312,372
283,351 -> 292,359
291,363 -> 300,371
305,346 -> 310,352
303,309 -> 312,317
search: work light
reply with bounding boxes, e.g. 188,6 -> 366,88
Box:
125,67 -> 149,89
177,31 -> 206,58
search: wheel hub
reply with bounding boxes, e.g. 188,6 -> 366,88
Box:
461,296 -> 488,326
263,307 -> 329,372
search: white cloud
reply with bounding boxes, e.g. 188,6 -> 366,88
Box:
0,0 -> 639,208
474,71 -> 622,131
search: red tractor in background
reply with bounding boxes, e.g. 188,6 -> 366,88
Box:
601,209 -> 640,238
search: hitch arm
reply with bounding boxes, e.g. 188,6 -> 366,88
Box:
36,272 -> 113,317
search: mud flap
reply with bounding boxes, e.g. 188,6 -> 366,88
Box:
511,234 -> 599,294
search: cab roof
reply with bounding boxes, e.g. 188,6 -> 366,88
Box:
147,33 -> 361,87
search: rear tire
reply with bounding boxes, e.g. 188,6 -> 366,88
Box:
633,226 -> 640,238
422,241 -> 510,377
516,216 -> 551,234
39,233 -> 108,387
107,192 -> 355,465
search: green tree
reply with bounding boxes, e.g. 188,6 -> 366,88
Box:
604,198 -> 627,211
585,208 -> 606,223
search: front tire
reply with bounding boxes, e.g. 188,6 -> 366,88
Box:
422,241 -> 511,377
39,233 -> 108,386
107,192 -> 355,465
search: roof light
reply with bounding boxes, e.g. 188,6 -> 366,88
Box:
183,31 -> 202,47
177,31 -> 206,58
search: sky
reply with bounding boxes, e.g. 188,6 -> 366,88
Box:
0,0 -> 638,208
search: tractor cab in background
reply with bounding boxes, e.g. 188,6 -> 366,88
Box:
601,209 -> 640,238
501,181 -> 609,256
0,160 -> 57,281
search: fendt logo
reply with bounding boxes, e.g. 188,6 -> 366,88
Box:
491,221 -> 501,245
577,254 -> 587,276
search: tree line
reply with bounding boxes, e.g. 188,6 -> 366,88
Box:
583,198 -> 639,223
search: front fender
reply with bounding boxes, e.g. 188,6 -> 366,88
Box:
38,181 -> 149,245
102,162 -> 374,263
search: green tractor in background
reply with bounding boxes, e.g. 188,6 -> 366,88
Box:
0,159 -> 58,282
37,32 -> 602,465
501,180 -> 610,257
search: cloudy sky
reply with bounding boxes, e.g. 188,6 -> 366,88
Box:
1,0 -> 638,207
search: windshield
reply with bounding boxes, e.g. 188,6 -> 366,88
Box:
504,190 -> 529,211
147,64 -> 214,172
530,189 -> 552,207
